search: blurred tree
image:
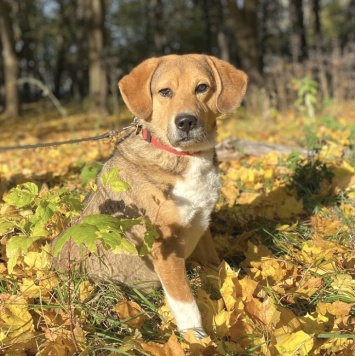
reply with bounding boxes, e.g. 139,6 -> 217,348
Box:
0,0 -> 353,114
312,0 -> 322,48
87,0 -> 108,115
0,0 -> 20,117
72,0 -> 89,100
150,0 -> 167,55
289,0 -> 308,63
17,0 -> 38,102
216,0 -> 231,61
54,0 -> 69,99
227,0 -> 263,86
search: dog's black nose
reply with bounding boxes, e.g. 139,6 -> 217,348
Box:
175,114 -> 197,133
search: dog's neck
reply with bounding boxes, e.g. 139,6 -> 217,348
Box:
141,128 -> 194,156
130,117 -> 201,156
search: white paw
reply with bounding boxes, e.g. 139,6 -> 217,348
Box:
179,327 -> 208,340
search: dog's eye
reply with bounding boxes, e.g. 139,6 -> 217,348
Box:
195,84 -> 209,94
159,88 -> 173,98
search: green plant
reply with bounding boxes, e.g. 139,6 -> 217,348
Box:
293,76 -> 319,119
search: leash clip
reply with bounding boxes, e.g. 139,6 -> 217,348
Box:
133,117 -> 142,135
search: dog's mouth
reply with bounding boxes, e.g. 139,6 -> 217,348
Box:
171,127 -> 204,143
177,135 -> 200,142
167,125 -> 216,151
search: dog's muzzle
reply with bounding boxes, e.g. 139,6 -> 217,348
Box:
175,114 -> 197,134
170,113 -> 204,143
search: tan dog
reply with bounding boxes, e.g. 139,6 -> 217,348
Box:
53,54 -> 247,338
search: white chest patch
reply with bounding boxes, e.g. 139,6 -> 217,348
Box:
172,151 -> 220,230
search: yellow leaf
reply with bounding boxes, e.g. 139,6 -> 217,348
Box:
311,215 -> 345,237
237,276 -> 258,301
298,313 -> 329,334
320,337 -> 354,354
318,301 -> 352,317
295,275 -> 323,298
37,271 -> 59,293
19,278 -> 42,299
219,261 -> 239,311
253,258 -> 286,284
196,288 -> 224,335
274,306 -> 301,337
237,191 -> 260,205
181,329 -> 216,355
275,330 -> 313,355
78,281 -> 94,302
228,319 -> 257,344
245,296 -> 280,331
0,294 -> 34,343
112,300 -> 146,328
216,340 -> 243,355
213,309 -> 232,337
276,222 -> 298,232
40,323 -> 87,354
331,274 -> 355,300
23,244 -> 51,271
141,333 -> 185,356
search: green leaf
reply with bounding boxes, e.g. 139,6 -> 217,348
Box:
53,214 -> 141,257
0,219 -> 15,234
100,230 -> 122,250
54,224 -> 99,257
6,235 -> 42,274
140,219 -> 159,255
101,167 -> 130,193
4,183 -> 39,208
81,162 -> 102,186
112,238 -> 137,255
83,214 -> 122,229
30,201 -> 56,237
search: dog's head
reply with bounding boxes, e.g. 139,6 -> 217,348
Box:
119,54 -> 247,152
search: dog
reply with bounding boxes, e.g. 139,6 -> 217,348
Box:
52,54 -> 247,338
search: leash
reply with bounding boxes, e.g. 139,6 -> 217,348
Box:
0,119 -> 139,152
0,117 -> 194,156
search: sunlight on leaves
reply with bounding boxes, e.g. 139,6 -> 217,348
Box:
101,167 -> 130,193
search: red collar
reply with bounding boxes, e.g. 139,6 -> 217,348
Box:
141,128 -> 192,156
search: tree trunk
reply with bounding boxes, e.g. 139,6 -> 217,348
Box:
18,0 -> 37,102
289,0 -> 308,64
216,0 -> 230,62
54,0 -> 67,99
227,0 -> 263,86
0,0 -> 20,117
87,0 -> 108,115
150,0 -> 167,55
72,0 -> 88,101
312,0 -> 322,46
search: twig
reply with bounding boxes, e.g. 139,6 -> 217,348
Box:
17,77 -> 68,118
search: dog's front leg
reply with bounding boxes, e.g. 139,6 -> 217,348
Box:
151,240 -> 207,339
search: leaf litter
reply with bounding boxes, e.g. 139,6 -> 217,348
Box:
0,108 -> 354,355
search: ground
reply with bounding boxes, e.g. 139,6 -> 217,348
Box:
0,101 -> 354,355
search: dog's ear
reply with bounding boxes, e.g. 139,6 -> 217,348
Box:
118,58 -> 161,119
206,56 -> 248,114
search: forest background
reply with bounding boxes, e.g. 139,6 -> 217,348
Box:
0,0 -> 354,355
0,0 -> 354,116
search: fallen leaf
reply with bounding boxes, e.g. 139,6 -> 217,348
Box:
275,330 -> 313,356
245,296 -> 281,331
141,333 -> 185,356
113,300 -> 146,328
78,281 -> 94,302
